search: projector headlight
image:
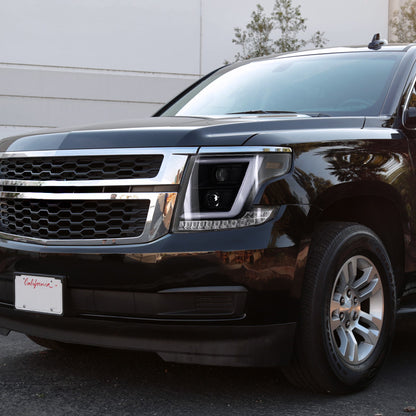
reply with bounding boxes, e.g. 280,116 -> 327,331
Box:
173,146 -> 291,231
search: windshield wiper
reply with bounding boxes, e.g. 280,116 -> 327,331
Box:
305,112 -> 331,117
227,110 -> 298,115
226,110 -> 331,117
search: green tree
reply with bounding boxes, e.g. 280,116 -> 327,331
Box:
231,0 -> 328,61
390,0 -> 416,43
272,0 -> 307,52
233,5 -> 274,60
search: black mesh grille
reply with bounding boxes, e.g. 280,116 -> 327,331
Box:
0,155 -> 163,181
0,199 -> 149,240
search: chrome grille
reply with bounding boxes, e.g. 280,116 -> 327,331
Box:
0,155 -> 163,181
0,199 -> 150,240
0,148 -> 197,245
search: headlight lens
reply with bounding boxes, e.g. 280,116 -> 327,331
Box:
195,159 -> 249,213
173,149 -> 291,231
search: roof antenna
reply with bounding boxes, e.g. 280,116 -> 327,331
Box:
368,33 -> 388,50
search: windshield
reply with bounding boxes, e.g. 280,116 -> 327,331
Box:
159,52 -> 403,117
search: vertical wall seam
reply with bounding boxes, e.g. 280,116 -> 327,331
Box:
199,0 -> 203,76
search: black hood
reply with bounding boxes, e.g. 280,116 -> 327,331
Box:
0,116 -> 366,152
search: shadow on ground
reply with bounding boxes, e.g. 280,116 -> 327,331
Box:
0,315 -> 415,415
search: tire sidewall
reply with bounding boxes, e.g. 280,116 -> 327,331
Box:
305,225 -> 396,391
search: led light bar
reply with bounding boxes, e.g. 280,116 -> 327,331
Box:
177,207 -> 277,231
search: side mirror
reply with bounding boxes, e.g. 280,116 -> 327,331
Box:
404,107 -> 416,129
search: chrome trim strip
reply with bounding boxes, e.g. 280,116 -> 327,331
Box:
402,74 -> 416,130
0,179 -> 167,187
0,192 -> 177,246
0,152 -> 194,187
0,192 -> 167,200
198,146 -> 292,154
0,147 -> 199,158
159,286 -> 248,293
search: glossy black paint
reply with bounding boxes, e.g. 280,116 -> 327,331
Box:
0,116 -> 366,151
2,45 -> 416,366
0,302 -> 296,367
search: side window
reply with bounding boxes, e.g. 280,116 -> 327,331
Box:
409,84 -> 416,108
403,81 -> 416,129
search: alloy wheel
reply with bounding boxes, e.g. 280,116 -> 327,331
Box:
329,255 -> 384,365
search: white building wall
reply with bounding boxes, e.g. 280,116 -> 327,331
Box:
0,0 -> 390,139
202,0 -> 390,74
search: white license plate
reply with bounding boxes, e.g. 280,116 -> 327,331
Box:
15,274 -> 63,315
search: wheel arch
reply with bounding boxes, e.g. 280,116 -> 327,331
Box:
307,182 -> 407,294
285,221 -> 397,393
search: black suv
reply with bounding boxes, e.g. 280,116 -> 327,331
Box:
0,37 -> 415,393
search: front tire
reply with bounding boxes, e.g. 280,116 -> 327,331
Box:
284,222 -> 396,393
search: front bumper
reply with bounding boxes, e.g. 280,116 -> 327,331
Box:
0,307 -> 296,366
0,245 -> 301,366
0,205 -> 308,367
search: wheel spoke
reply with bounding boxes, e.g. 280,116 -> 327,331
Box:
330,292 -> 342,313
337,326 -> 348,356
352,265 -> 376,291
346,257 -> 358,286
358,277 -> 382,302
330,299 -> 340,313
330,315 -> 342,332
345,330 -> 359,364
354,323 -> 379,346
337,266 -> 349,294
359,310 -> 383,331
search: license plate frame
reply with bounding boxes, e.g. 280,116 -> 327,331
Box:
15,273 -> 64,315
